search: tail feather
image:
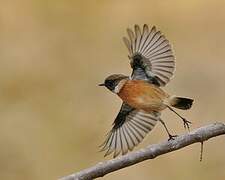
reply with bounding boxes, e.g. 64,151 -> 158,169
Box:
169,96 -> 193,110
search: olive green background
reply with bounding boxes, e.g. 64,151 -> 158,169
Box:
0,0 -> 225,179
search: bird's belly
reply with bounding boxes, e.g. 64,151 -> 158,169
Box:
125,94 -> 166,111
118,81 -> 168,112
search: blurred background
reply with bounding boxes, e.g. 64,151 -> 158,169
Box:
0,0 -> 225,179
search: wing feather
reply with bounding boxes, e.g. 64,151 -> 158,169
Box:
134,24 -> 142,52
123,123 -> 136,150
123,37 -> 132,56
100,103 -> 159,157
120,126 -> 129,155
127,28 -> 135,54
123,24 -> 175,86
138,24 -> 150,52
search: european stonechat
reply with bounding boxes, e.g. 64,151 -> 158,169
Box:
99,24 -> 193,158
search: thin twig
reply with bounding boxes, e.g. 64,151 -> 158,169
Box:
60,122 -> 225,180
200,141 -> 204,162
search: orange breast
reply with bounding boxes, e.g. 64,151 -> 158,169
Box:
118,80 -> 168,112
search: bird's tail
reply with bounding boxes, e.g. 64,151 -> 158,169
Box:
169,96 -> 194,110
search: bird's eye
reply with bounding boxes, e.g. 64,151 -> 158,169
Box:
105,80 -> 115,90
107,80 -> 114,86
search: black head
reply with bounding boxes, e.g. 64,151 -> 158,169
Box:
99,74 -> 128,92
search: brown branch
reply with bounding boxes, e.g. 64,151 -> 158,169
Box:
60,122 -> 225,180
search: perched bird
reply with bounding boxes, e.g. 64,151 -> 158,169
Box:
99,24 -> 193,158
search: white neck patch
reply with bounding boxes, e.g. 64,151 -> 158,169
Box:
112,79 -> 127,94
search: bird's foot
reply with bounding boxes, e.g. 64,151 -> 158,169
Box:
168,134 -> 178,141
182,118 -> 192,131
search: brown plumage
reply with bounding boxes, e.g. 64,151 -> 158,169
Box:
118,80 -> 168,112
99,24 -> 194,158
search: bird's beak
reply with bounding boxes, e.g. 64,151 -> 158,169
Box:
98,83 -> 105,86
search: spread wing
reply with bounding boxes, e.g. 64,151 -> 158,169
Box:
100,103 -> 160,157
123,24 -> 175,86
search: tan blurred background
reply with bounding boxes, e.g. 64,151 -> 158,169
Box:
0,0 -> 225,179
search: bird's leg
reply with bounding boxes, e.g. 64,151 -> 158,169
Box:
159,118 -> 177,141
167,106 -> 192,131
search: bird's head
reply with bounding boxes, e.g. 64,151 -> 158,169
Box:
99,74 -> 129,93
